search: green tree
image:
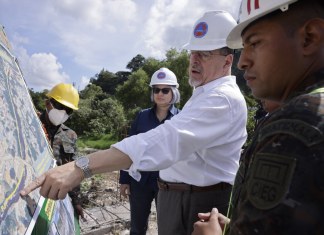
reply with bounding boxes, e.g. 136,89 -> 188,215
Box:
126,54 -> 146,72
115,68 -> 151,110
141,57 -> 164,78
243,94 -> 258,146
85,97 -> 126,137
80,84 -> 107,100
69,84 -> 127,138
164,49 -> 192,108
29,88 -> 47,112
232,50 -> 249,93
90,69 -> 128,95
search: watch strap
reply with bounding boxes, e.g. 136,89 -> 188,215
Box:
83,165 -> 92,178
76,156 -> 92,178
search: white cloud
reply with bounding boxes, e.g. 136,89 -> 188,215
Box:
1,0 -> 242,91
48,0 -> 137,31
15,46 -> 70,90
41,0 -> 139,72
12,33 -> 29,45
142,0 -> 241,58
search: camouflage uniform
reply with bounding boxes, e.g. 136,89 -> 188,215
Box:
39,112 -> 82,207
227,70 -> 324,235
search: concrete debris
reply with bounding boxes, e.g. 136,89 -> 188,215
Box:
79,171 -> 157,235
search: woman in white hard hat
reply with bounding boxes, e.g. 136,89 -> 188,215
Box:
119,67 -> 180,235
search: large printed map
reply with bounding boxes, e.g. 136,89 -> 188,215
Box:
0,25 -> 76,234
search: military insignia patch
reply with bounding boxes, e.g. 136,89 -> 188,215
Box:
247,153 -> 296,210
258,119 -> 323,147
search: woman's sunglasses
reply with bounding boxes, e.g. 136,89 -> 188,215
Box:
153,88 -> 171,95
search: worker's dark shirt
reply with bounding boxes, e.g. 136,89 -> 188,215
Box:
119,104 -> 180,187
227,70 -> 324,235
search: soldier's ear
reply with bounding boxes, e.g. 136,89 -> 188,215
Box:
301,18 -> 324,56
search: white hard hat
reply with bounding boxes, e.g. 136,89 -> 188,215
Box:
227,0 -> 298,49
149,68 -> 179,88
183,10 -> 237,51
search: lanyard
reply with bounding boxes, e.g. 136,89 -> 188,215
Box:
309,87 -> 324,94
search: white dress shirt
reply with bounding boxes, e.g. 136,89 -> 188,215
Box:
113,75 -> 247,186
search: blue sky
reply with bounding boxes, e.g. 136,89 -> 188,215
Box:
0,0 -> 241,91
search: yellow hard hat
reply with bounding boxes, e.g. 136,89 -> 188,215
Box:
46,83 -> 79,110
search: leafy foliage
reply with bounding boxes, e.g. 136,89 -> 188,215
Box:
245,94 -> 258,146
68,84 -> 127,139
29,88 -> 47,111
126,54 -> 146,72
115,69 -> 151,110
115,69 -> 151,123
164,49 -> 192,108
232,50 -> 249,93
90,69 -> 129,95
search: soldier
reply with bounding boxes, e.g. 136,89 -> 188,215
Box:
32,83 -> 84,234
192,0 -> 324,234
44,83 -> 83,216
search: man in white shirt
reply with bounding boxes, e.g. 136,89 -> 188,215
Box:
21,11 -> 247,235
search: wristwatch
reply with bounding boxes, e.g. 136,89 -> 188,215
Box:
75,156 -> 92,178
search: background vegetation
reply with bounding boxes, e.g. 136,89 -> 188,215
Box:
29,49 -> 258,149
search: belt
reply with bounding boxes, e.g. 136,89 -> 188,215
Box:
157,179 -> 232,192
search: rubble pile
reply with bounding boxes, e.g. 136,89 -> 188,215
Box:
79,171 -> 157,235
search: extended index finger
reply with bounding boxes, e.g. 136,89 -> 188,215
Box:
20,174 -> 46,197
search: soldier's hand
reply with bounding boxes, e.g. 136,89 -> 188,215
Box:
20,161 -> 84,200
192,208 -> 225,235
120,184 -> 130,198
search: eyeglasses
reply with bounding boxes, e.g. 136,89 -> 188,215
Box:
50,99 -> 73,115
152,87 -> 171,95
189,50 -> 226,61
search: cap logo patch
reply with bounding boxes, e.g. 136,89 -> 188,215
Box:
194,22 -> 208,38
157,72 -> 166,79
247,0 -> 260,15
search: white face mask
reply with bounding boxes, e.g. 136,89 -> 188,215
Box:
47,108 -> 69,126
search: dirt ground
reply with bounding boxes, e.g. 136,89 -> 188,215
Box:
80,171 -> 158,235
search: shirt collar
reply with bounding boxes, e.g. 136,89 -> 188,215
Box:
168,104 -> 179,115
287,69 -> 324,100
193,75 -> 236,93
152,104 -> 178,116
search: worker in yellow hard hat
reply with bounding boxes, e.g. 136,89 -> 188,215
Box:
45,83 -> 79,126
32,83 -> 83,234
